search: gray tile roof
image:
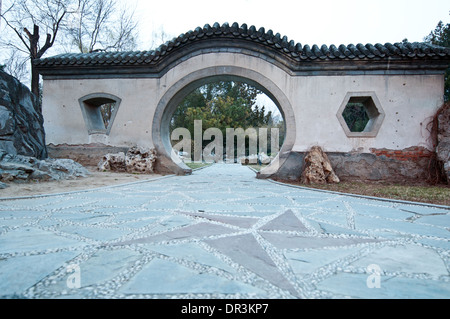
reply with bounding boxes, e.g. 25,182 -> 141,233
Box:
34,22 -> 450,68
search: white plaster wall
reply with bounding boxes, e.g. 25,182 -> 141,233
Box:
291,74 -> 444,152
43,78 -> 160,148
42,52 -> 445,153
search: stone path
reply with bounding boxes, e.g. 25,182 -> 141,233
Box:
0,163 -> 449,299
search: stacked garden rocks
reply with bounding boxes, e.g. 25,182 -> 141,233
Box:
300,146 -> 340,184
98,146 -> 157,174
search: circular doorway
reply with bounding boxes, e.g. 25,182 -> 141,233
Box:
152,66 -> 296,178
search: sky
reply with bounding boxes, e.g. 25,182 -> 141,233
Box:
128,0 -> 450,49
1,0 -> 449,114
126,0 -> 449,116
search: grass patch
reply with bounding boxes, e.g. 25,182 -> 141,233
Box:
279,180 -> 450,206
184,162 -> 212,170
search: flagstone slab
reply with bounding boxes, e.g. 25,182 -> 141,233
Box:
151,214 -> 193,229
346,203 -> 415,220
33,198 -> 99,210
0,250 -> 79,297
119,258 -> 265,295
350,244 -> 448,279
316,222 -> 365,236
259,210 -> 309,232
50,211 -> 111,224
79,206 -> 135,214
128,216 -> 195,239
180,202 -> 253,213
118,222 -> 237,245
74,248 -> 141,288
0,209 -> 48,218
290,197 -> 331,206
307,211 -> 349,228
184,192 -> 246,201
205,234 -> 300,297
0,218 -> 35,229
113,210 -> 168,221
57,224 -> 131,242
259,232 -> 380,250
300,200 -> 349,213
193,210 -> 274,218
316,272 -> 450,299
415,237 -> 450,250
117,218 -> 160,230
0,227 -> 85,254
92,197 -> 156,208
414,214 -> 450,227
285,246 -> 362,275
0,197 -> 66,208
395,205 -> 450,216
32,248 -> 143,296
80,190 -> 134,199
366,230 -> 409,240
180,212 -> 259,229
354,215 -> 450,238
233,196 -> 293,206
145,242 -> 237,274
295,207 -> 322,217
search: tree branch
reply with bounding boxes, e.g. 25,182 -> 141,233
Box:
37,9 -> 66,58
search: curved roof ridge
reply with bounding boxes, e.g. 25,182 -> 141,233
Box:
34,22 -> 450,68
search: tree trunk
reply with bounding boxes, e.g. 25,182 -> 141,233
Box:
24,24 -> 41,106
30,61 -> 41,113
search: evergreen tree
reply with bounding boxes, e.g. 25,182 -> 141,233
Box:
170,81 -> 282,160
425,15 -> 450,101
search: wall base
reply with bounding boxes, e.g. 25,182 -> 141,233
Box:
47,143 -> 129,167
48,144 -> 435,182
267,147 -> 434,183
48,143 -> 192,176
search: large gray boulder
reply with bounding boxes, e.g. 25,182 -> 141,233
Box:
0,70 -> 92,188
0,70 -> 47,159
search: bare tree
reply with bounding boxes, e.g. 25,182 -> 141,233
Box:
0,0 -> 78,102
3,48 -> 28,80
65,0 -> 138,53
150,25 -> 171,50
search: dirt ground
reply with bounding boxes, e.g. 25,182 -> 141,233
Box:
0,167 -> 164,198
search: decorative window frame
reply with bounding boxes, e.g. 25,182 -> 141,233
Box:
78,93 -> 121,135
336,91 -> 385,138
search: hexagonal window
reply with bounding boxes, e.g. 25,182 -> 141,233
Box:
337,92 -> 385,137
342,101 -> 370,132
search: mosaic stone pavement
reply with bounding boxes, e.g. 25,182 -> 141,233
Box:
0,163 -> 449,299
